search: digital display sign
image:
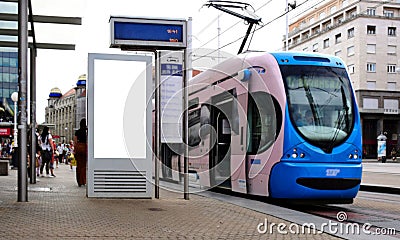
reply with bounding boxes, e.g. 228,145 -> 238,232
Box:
110,17 -> 187,50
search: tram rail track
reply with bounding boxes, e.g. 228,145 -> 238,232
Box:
210,185 -> 400,238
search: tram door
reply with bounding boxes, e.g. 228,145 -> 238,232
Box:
209,85 -> 249,192
210,91 -> 235,188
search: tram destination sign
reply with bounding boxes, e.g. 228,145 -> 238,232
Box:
110,16 -> 187,50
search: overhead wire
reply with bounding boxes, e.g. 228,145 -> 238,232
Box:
290,0 -> 325,20
196,14 -> 223,36
194,0 -> 320,62
194,0 -> 391,61
195,0 -> 274,50
193,0 -> 302,61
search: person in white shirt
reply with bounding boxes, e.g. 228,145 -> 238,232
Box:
39,126 -> 55,177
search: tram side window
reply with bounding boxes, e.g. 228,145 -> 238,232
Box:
199,104 -> 211,137
188,109 -> 201,147
247,92 -> 280,154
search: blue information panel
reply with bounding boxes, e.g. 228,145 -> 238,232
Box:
110,17 -> 187,49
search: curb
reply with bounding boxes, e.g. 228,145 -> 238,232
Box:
360,184 -> 400,195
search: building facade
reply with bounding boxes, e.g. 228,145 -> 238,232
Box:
0,51 -> 18,144
0,51 -> 18,119
285,0 -> 400,158
45,74 -> 86,143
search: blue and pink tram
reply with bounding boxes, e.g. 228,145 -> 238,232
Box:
161,51 -> 362,203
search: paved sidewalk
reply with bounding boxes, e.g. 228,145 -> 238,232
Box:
0,164 -> 339,240
362,161 -> 400,190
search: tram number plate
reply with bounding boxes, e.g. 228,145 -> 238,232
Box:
326,169 -> 340,176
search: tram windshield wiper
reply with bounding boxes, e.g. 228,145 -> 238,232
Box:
325,85 -> 349,153
301,76 -> 321,126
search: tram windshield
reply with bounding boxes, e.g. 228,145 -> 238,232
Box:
281,65 -> 354,152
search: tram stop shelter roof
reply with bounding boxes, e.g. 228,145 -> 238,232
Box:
0,0 -> 82,51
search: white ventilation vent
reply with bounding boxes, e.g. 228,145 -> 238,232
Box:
93,170 -> 147,193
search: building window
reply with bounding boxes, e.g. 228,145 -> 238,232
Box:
323,21 -> 331,30
363,98 -> 378,109
312,43 -> 318,52
367,25 -> 376,35
347,27 -> 354,38
2,57 -> 10,66
335,50 -> 342,57
330,6 -> 336,14
388,27 -> 396,36
387,64 -> 396,73
388,45 -> 396,55
366,8 -> 376,16
2,73 -> 10,82
384,99 -> 399,114
312,26 -> 320,35
366,82 -> 376,90
9,58 -> 17,67
293,36 -> 300,45
335,33 -> 342,44
348,64 -> 355,74
366,44 -> 376,54
309,17 -> 314,24
335,16 -> 343,24
387,82 -> 396,91
384,10 -> 394,18
10,73 -> 17,82
347,9 -> 357,18
367,63 -> 376,72
323,38 -> 329,48
347,46 -> 355,56
300,20 -> 306,28
319,12 -> 326,19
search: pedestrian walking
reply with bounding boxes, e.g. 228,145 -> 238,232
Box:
391,147 -> 397,161
40,126 -> 55,178
56,143 -> 63,164
36,129 -> 42,177
74,118 -> 87,187
63,144 -> 69,164
49,140 -> 57,177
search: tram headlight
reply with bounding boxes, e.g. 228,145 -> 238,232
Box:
291,148 -> 298,158
349,150 -> 360,159
348,153 -> 359,159
287,148 -> 307,159
354,149 -> 359,159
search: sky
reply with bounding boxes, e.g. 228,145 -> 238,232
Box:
25,0 -> 322,123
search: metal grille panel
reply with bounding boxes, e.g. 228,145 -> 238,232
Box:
93,170 -> 147,193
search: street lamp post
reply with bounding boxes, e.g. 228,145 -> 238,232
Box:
285,0 -> 289,51
11,92 -> 18,147
285,1 -> 296,51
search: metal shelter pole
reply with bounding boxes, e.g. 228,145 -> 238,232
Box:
183,18 -> 192,200
30,47 -> 37,184
154,51 -> 160,199
18,0 -> 28,202
183,49 -> 189,200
